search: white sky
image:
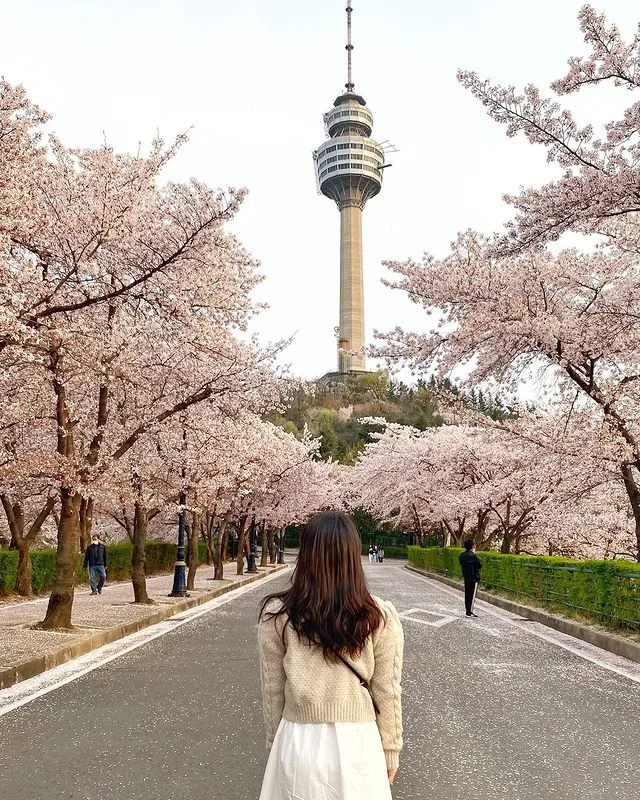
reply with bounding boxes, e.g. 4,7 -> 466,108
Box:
2,0 -> 637,380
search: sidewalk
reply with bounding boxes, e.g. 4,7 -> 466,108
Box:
0,561 -> 287,690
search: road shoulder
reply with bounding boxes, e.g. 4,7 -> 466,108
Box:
405,564 -> 640,665
0,564 -> 287,690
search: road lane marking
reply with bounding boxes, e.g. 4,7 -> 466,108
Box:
398,567 -> 640,685
0,568 -> 287,717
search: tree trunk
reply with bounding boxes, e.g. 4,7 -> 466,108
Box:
500,532 -> 513,554
204,512 -> 214,565
131,501 -> 152,604
2,494 -> 55,596
39,488 -> 81,630
412,505 -> 424,547
79,496 -> 93,552
16,541 -> 33,596
213,533 -> 224,580
621,464 -> 640,562
441,521 -> 452,548
221,528 -> 230,563
514,530 -> 523,554
260,522 -> 268,568
236,517 -> 248,576
187,510 -> 200,590
268,528 -> 276,564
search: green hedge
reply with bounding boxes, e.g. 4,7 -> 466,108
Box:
0,540 -> 209,596
0,552 -> 18,597
407,546 -> 640,631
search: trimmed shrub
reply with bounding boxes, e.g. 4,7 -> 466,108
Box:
407,546 -> 640,631
31,549 -> 57,593
0,539 -> 211,596
0,550 -> 18,595
198,541 -> 208,562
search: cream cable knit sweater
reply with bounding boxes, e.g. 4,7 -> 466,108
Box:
258,596 -> 404,771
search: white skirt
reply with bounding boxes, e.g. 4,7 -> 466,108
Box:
259,718 -> 393,800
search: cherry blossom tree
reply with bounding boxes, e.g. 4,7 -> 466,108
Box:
1,76 -> 300,624
375,8 -> 640,560
346,419 -> 632,559
457,6 -> 640,254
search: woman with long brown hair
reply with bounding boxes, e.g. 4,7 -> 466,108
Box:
257,510 -> 404,799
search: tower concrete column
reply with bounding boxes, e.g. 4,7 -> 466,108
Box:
313,3 -> 387,376
339,202 -> 365,372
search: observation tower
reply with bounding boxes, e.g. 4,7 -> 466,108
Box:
313,3 -> 388,374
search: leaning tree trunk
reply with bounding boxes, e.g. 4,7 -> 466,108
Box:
621,463 -> 640,562
260,522 -> 268,568
131,501 -> 152,604
39,488 -> 81,630
16,541 -> 33,597
187,510 -> 200,591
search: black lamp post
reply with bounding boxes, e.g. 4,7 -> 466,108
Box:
169,423 -> 189,597
169,489 -> 188,597
246,516 -> 258,573
277,526 -> 285,564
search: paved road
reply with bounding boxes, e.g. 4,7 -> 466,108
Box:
1,561 -> 639,800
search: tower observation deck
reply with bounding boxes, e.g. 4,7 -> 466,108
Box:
313,3 -> 387,374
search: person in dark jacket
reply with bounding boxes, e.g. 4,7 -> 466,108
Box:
84,535 -> 108,595
458,539 -> 481,617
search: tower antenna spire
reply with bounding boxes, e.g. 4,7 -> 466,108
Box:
345,4 -> 354,93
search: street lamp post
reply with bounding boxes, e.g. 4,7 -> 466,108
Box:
169,489 -> 188,597
277,526 -> 285,564
169,422 -> 189,597
246,516 -> 258,573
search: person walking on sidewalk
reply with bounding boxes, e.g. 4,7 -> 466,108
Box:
84,535 -> 108,595
459,538 -> 481,617
258,510 -> 404,799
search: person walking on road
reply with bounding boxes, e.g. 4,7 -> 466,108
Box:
258,510 -> 404,799
459,538 -> 481,617
368,545 -> 375,563
84,535 -> 108,595
378,546 -> 384,564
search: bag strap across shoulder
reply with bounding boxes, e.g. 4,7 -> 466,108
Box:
335,653 -> 380,715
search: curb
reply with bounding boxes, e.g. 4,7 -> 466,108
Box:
405,564 -> 640,665
0,565 -> 288,691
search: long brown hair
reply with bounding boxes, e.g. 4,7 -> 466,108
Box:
259,510 -> 383,659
